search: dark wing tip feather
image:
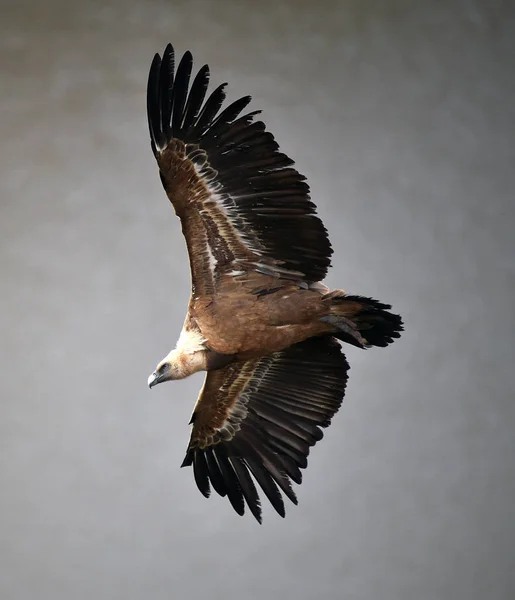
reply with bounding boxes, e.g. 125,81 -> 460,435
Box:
228,454 -> 263,523
147,43 -> 254,153
147,52 -> 164,155
171,50 -> 194,136
182,64 -> 210,134
193,452 -> 211,498
181,448 -> 193,467
212,446 -> 246,516
204,448 -> 228,497
158,44 -> 175,141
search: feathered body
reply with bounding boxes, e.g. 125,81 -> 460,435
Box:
146,44 -> 403,522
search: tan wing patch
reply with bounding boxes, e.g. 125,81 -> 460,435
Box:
188,358 -> 260,449
157,141 -> 260,294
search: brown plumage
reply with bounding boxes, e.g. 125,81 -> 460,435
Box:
146,43 -> 403,522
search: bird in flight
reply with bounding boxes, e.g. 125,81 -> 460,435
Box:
146,43 -> 403,522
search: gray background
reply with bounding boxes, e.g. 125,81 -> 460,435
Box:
1,0 -> 514,599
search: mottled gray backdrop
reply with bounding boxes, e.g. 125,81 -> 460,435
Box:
1,1 -> 514,599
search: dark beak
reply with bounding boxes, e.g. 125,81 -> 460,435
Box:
148,363 -> 171,388
148,371 -> 159,388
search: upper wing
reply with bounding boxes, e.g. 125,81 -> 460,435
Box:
181,336 -> 349,522
147,44 -> 333,296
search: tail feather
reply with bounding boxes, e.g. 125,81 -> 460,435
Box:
321,291 -> 403,349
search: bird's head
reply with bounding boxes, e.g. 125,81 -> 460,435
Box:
147,349 -> 206,388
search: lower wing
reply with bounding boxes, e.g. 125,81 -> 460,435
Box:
181,336 -> 349,522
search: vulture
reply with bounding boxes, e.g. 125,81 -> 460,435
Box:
146,43 -> 403,522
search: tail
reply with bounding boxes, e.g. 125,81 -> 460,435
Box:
320,291 -> 403,349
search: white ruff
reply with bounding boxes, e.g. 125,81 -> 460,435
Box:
175,327 -> 206,355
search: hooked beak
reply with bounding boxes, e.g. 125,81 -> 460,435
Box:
148,363 -> 171,388
148,371 -> 159,389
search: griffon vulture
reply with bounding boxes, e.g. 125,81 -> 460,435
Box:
146,43 -> 403,522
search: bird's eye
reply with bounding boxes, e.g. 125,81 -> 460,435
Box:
158,363 -> 169,374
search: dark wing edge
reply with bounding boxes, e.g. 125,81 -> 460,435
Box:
147,43 -> 333,283
181,336 -> 349,523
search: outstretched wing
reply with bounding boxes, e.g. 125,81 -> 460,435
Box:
181,337 -> 349,522
147,43 -> 333,296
